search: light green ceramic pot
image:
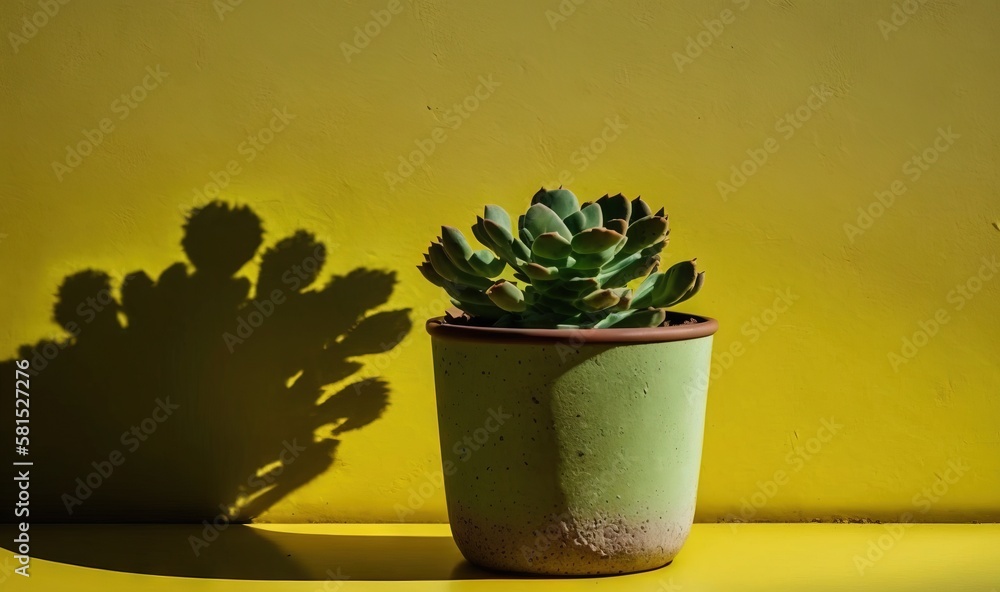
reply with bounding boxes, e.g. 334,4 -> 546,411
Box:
426,312 -> 718,576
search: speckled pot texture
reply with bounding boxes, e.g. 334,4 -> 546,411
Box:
426,314 -> 718,576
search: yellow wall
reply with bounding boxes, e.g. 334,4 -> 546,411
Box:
1,0 -> 997,523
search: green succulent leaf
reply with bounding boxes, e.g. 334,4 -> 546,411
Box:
623,215 -> 669,254
428,243 -> 494,289
519,226 -> 535,245
468,250 -> 506,278
531,232 -> 573,260
532,293 -> 582,316
486,280 -> 527,312
557,264 -> 599,280
440,281 -> 492,305
417,262 -> 447,287
484,205 -> 512,231
578,288 -> 621,312
613,287 -> 634,310
563,211 -> 585,234
450,298 -> 506,320
597,250 -> 640,275
596,194 -> 631,224
629,197 -> 653,224
604,218 -> 628,235
440,226 -> 476,273
524,278 -> 556,293
565,277 -> 600,294
673,270 -> 705,306
563,202 -> 603,234
598,253 -> 660,288
472,216 -> 496,249
615,241 -> 667,273
642,238 -> 668,258
532,188 -> 580,219
427,243 -> 462,282
523,284 -> 538,305
530,254 -> 570,270
571,227 -> 625,254
476,216 -> 524,268
594,308 -> 666,328
605,240 -> 662,271
518,259 -> 560,281
511,237 -> 532,261
632,259 -> 697,308
524,203 -> 573,242
483,218 -> 514,246
568,246 -> 619,270
538,282 -> 585,302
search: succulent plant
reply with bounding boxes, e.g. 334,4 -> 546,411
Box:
419,188 -> 704,328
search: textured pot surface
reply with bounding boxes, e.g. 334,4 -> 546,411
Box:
428,316 -> 716,575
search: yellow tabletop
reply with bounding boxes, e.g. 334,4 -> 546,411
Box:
3,523 -> 998,591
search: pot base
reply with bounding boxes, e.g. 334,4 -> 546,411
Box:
450,502 -> 689,575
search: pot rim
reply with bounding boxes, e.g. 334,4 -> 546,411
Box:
425,311 -> 718,344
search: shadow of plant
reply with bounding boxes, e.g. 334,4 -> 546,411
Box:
2,201 -> 411,522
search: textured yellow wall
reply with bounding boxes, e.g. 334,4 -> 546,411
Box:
1,0 -> 997,523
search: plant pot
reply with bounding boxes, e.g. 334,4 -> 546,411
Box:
426,312 -> 718,576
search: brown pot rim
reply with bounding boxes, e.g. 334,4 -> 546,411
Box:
425,311 -> 718,344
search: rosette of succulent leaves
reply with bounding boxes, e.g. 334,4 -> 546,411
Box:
419,188 -> 704,329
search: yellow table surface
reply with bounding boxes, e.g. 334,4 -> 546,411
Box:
2,523 -> 998,591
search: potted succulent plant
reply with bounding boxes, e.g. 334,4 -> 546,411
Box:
419,188 -> 717,575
